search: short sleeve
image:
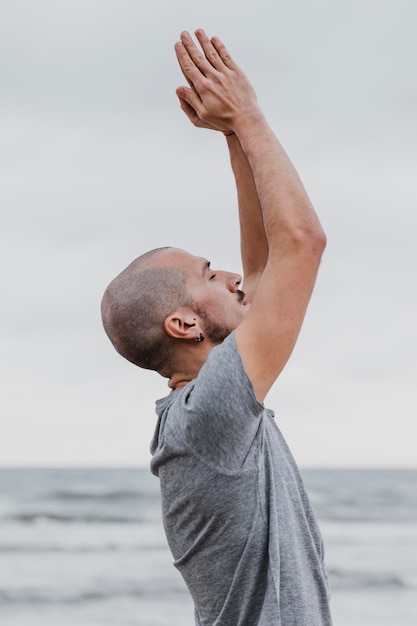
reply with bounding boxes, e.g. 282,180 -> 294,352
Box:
177,332 -> 264,472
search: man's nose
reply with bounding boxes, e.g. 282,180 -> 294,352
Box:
226,272 -> 242,292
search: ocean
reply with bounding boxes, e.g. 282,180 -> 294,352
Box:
0,468 -> 416,626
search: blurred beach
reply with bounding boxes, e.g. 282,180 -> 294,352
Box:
0,467 -> 416,625
1,3 -> 416,624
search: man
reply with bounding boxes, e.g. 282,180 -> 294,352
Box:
101,29 -> 332,625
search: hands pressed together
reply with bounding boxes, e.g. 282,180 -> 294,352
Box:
175,30 -> 261,136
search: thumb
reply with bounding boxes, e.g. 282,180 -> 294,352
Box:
176,86 -> 202,113
177,94 -> 200,125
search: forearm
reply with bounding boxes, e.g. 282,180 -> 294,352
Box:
174,29 -> 325,257
233,111 -> 326,256
226,133 -> 268,300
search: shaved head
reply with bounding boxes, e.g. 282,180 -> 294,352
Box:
101,248 -> 192,375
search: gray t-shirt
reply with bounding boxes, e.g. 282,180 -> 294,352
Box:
150,332 -> 332,626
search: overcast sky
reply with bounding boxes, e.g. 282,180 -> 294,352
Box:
1,0 -> 416,468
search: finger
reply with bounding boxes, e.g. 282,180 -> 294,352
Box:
175,40 -> 206,87
174,42 -> 196,90
176,86 -> 203,115
194,29 -> 225,71
177,94 -> 201,125
179,30 -> 214,77
210,36 -> 238,71
180,64 -> 195,90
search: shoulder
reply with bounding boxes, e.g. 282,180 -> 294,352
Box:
192,332 -> 262,413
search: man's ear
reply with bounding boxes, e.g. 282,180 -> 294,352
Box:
164,307 -> 203,340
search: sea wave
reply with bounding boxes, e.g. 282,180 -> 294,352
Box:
2,511 -> 143,525
48,489 -> 159,502
0,542 -> 165,553
0,581 -> 189,605
329,567 -> 415,591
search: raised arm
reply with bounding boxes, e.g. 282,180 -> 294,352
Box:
225,134 -> 268,301
175,30 -> 326,402
175,34 -> 268,301
233,110 -> 326,402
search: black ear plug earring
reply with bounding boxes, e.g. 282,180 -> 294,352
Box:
195,333 -> 205,343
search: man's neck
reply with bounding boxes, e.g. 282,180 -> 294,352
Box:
167,343 -> 214,390
168,373 -> 193,391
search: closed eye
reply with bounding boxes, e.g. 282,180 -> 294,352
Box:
209,273 -> 216,280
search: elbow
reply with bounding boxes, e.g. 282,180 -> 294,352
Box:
291,223 -> 327,258
303,229 -> 327,265
312,226 -> 327,256
269,217 -> 327,260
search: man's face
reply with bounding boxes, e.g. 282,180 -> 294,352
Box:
157,248 -> 249,343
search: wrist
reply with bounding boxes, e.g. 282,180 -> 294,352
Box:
232,107 -> 266,138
